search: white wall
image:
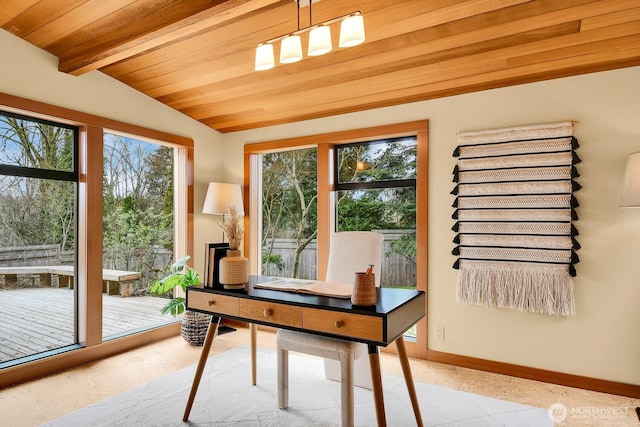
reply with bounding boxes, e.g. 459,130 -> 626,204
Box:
3,27 -> 639,385
226,66 -> 640,385
0,30 -> 225,275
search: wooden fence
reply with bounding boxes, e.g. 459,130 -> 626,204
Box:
262,230 -> 416,287
0,245 -> 172,288
2,230 -> 416,289
0,245 -> 72,267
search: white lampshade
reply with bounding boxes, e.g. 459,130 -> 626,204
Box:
254,44 -> 275,71
279,35 -> 303,64
620,152 -> 640,207
339,14 -> 365,48
308,25 -> 332,56
203,182 -> 245,216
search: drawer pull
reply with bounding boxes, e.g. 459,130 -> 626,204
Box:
334,320 -> 343,328
208,300 -> 216,306
263,308 -> 273,318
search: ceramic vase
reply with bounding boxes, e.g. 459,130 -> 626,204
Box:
219,249 -> 249,290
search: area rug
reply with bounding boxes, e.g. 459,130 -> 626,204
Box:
42,345 -> 551,427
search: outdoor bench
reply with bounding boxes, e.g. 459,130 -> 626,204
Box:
0,266 -> 141,297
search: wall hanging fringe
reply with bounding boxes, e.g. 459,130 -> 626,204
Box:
452,121 -> 580,316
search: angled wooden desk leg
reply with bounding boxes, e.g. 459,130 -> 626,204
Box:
182,316 -> 220,422
250,323 -> 257,385
368,344 -> 387,427
395,336 -> 424,427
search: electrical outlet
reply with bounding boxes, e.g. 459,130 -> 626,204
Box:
435,325 -> 445,342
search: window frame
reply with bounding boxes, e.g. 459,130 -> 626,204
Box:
0,92 -> 194,388
0,110 -> 80,356
333,137 -> 417,192
0,110 -> 79,181
244,120 -> 428,359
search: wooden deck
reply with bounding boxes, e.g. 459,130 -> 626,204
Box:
0,287 -> 176,363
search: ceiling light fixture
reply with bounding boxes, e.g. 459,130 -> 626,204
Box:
254,0 -> 364,71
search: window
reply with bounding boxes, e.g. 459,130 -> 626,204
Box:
260,148 -> 318,279
335,137 -> 417,290
245,121 -> 427,358
0,111 -> 78,365
101,132 -> 177,339
0,93 -> 194,384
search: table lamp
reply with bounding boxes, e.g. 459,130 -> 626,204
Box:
203,182 -> 245,221
202,182 -> 244,333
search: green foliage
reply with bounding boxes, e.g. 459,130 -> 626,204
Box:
101,136 -> 175,282
336,138 -> 417,232
143,146 -> 174,216
0,121 -> 176,292
260,139 -> 417,279
389,232 -> 417,264
336,188 -> 417,232
150,256 -> 201,316
337,138 -> 416,184
159,297 -> 187,316
262,253 -> 285,273
337,190 -> 391,231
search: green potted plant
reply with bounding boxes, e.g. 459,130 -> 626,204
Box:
151,255 -> 211,346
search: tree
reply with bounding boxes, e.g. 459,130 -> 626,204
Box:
261,148 -> 317,278
260,138 -> 417,285
0,116 -> 175,290
336,138 -> 417,232
0,117 -> 75,249
102,135 -> 174,285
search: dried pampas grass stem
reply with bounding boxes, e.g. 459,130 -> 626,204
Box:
219,205 -> 244,250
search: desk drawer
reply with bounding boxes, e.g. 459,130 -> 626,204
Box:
304,309 -> 383,342
239,300 -> 303,328
188,292 -> 239,317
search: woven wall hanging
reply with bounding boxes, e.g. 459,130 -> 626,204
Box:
451,121 -> 580,316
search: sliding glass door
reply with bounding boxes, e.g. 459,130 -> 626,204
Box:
101,132 -> 177,340
0,111 -> 78,365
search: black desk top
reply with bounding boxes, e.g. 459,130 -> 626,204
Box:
192,275 -> 424,317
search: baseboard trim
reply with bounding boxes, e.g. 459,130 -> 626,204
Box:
426,349 -> 640,398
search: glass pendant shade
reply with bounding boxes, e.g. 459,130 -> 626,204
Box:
339,15 -> 365,48
254,44 -> 275,71
254,8 -> 365,71
279,35 -> 303,63
308,25 -> 332,56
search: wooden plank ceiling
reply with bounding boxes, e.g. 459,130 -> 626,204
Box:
2,0 -> 640,133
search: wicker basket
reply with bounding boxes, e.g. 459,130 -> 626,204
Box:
351,272 -> 377,306
180,310 -> 212,346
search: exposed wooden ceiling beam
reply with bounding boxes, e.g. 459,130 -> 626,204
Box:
58,0 -> 284,76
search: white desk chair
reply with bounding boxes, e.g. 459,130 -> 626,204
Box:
276,231 -> 384,427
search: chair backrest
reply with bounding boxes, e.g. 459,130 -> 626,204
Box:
325,231 -> 384,286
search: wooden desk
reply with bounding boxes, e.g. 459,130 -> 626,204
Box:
183,276 -> 426,426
